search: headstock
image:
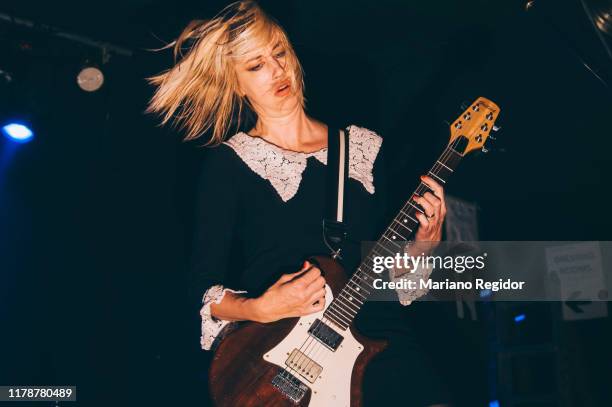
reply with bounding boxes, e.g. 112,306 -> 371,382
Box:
449,97 -> 501,155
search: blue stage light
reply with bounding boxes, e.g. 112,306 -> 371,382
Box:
514,314 -> 526,323
2,123 -> 34,143
489,401 -> 500,407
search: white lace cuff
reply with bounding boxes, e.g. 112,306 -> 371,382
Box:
388,245 -> 434,306
200,285 -> 247,350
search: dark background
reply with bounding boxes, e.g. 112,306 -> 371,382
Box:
0,0 -> 611,406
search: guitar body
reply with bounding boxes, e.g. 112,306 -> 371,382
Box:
209,255 -> 387,407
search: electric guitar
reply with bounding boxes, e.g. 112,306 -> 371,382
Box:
209,97 -> 501,406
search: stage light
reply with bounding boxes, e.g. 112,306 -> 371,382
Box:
489,401 -> 500,407
2,122 -> 34,143
77,66 -> 104,92
514,314 -> 526,323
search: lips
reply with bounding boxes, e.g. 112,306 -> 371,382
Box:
274,81 -> 290,95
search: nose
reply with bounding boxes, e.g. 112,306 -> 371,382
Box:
270,56 -> 284,79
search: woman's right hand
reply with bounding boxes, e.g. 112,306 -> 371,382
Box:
253,261 -> 326,323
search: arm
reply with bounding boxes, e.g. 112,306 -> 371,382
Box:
374,139 -> 446,305
191,147 -> 326,349
190,147 -> 249,349
210,260 -> 326,323
392,175 -> 447,305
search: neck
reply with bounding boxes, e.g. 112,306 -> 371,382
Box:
251,105 -> 323,152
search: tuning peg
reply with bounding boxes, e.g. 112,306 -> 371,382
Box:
481,146 -> 489,153
492,125 -> 501,132
460,101 -> 470,111
489,135 -> 497,141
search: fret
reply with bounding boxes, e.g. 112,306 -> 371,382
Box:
388,220 -> 410,234
417,181 -> 433,193
427,171 -> 446,184
371,243 -> 395,257
329,299 -> 357,323
399,209 -> 418,223
345,283 -> 367,299
325,307 -> 351,326
334,291 -> 360,308
348,273 -> 370,291
324,313 -> 348,330
381,233 -> 405,248
436,160 -> 453,172
333,301 -> 359,319
339,292 -> 363,308
386,229 -> 408,241
407,201 -> 424,214
330,302 -> 357,319
392,218 -> 413,234
443,148 -> 463,166
351,273 -> 373,288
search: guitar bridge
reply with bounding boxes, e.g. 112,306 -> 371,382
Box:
271,369 -> 309,404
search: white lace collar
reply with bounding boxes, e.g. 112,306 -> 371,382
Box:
224,125 -> 382,202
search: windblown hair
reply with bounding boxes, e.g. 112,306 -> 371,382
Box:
146,1 -> 305,146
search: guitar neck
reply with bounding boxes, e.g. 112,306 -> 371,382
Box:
322,140 -> 465,329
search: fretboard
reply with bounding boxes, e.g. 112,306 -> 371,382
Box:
322,140 -> 464,329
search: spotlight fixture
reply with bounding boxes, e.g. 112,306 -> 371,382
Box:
76,65 -> 104,92
2,122 -> 34,143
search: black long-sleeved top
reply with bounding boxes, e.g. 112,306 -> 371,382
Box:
190,125 -> 392,303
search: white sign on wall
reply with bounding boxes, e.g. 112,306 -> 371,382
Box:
545,242 -> 608,321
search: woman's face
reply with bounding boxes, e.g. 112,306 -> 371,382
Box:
234,42 -> 300,115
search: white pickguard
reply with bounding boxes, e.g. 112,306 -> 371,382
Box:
264,285 -> 363,407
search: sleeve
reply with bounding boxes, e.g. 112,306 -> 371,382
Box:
372,136 -> 434,306
189,145 -> 246,350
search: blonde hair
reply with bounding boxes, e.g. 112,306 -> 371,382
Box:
146,1 -> 305,146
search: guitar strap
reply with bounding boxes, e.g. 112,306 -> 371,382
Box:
323,125 -> 349,259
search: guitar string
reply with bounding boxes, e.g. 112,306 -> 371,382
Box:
287,138 -> 464,379
306,149 -> 461,366
298,138 -> 463,372
291,137 -> 464,376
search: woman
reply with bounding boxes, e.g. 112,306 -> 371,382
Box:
148,1 -> 450,405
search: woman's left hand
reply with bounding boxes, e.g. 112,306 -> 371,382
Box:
410,175 -> 447,252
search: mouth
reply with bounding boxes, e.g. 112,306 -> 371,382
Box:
274,81 -> 291,96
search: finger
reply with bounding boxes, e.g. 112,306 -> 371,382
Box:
299,267 -> 322,285
420,175 -> 444,199
306,275 -> 326,292
422,192 -> 441,211
308,296 -> 326,313
413,194 -> 435,217
303,277 -> 325,301
415,211 -> 430,228
307,287 -> 326,304
279,260 -> 312,282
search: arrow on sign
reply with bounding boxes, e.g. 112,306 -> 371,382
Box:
565,291 -> 592,314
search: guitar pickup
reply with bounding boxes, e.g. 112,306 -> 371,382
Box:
308,319 -> 344,351
285,349 -> 323,383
